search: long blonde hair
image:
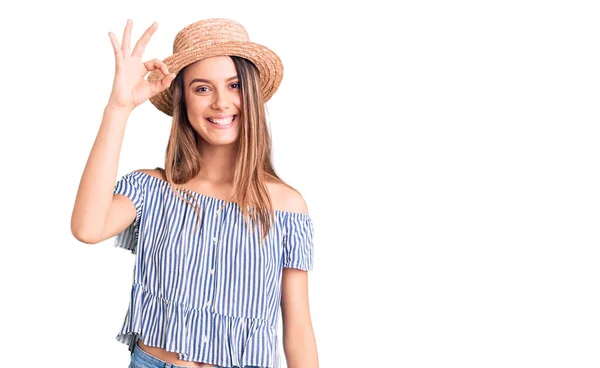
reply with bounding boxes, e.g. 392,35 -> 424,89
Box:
155,56 -> 296,242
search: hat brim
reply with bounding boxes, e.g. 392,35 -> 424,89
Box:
147,41 -> 283,116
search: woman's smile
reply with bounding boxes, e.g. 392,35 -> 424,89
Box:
205,114 -> 237,129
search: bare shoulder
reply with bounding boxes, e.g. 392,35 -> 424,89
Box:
268,182 -> 309,214
133,168 -> 165,180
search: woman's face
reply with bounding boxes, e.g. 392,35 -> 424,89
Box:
183,56 -> 241,146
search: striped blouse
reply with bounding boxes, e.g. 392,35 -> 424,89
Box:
112,170 -> 314,368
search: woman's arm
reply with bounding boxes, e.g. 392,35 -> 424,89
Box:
70,20 -> 174,243
70,105 -> 131,243
281,267 -> 319,368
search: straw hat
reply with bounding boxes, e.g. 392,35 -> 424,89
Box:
147,18 -> 284,116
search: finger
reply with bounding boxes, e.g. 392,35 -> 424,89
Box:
144,59 -> 169,75
160,73 -> 176,89
122,19 -> 132,56
132,22 -> 158,58
108,32 -> 123,64
150,73 -> 176,95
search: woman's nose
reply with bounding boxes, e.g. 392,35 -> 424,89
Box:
211,90 -> 230,111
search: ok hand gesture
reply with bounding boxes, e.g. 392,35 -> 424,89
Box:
107,19 -> 175,111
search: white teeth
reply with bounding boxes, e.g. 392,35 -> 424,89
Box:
208,116 -> 234,125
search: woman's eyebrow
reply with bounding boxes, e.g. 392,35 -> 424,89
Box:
188,75 -> 238,87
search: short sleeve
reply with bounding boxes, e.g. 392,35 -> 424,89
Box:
282,213 -> 314,271
113,171 -> 145,254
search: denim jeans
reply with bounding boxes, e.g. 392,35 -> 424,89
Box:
129,341 -> 262,368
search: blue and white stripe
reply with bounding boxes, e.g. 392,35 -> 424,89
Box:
112,170 -> 314,368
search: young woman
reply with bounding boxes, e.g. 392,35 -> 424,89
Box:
71,18 -> 318,368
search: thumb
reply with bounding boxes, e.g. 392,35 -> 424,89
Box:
150,73 -> 176,95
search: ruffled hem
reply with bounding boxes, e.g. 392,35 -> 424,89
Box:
115,283 -> 279,368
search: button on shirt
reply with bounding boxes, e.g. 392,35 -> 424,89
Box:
112,171 -> 314,368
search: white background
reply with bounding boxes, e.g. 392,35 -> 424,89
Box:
1,0 -> 598,367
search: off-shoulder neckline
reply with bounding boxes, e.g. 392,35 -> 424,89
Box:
131,170 -> 311,218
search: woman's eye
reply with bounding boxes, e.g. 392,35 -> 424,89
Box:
231,83 -> 240,89
196,86 -> 210,93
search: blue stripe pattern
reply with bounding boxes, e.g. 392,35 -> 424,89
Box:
112,171 -> 314,368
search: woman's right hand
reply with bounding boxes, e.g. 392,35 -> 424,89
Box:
107,19 -> 176,111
